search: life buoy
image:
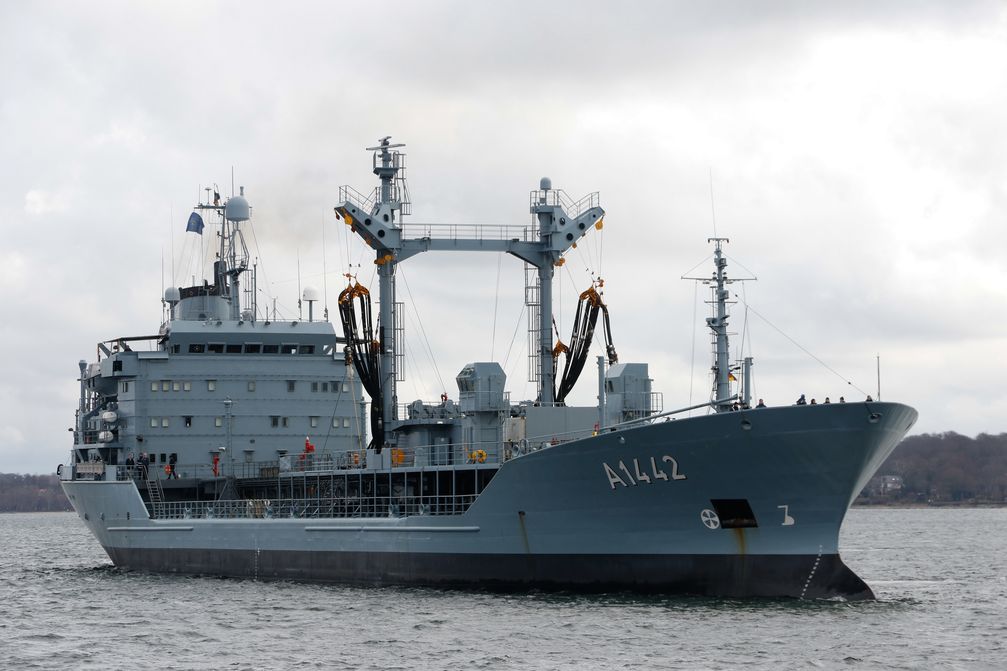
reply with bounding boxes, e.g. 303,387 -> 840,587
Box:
164,465 -> 171,475
470,449 -> 487,464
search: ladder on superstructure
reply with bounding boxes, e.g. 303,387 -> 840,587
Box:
146,470 -> 166,518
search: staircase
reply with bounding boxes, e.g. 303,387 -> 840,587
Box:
146,469 -> 165,518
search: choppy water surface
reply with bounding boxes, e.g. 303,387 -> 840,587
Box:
0,509 -> 1004,670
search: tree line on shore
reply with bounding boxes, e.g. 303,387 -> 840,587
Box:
2,431 -> 1006,512
0,473 -> 72,512
857,431 -> 1007,505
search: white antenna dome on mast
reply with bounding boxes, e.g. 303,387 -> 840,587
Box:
225,186 -> 250,222
302,286 -> 321,302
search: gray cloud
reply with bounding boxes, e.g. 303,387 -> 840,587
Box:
1,1 -> 1005,472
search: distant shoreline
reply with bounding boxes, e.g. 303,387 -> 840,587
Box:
853,502 -> 1006,509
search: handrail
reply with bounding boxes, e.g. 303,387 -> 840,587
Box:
155,494 -> 479,520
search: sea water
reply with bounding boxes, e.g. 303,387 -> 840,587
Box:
0,509 -> 1003,670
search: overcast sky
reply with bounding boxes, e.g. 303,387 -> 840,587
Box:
2,1 -> 1005,473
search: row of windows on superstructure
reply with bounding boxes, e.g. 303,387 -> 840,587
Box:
140,380 -> 350,393
148,416 -> 354,429
171,343 -> 333,356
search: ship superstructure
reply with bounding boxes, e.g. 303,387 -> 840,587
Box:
70,187 -> 364,499
61,140 -> 917,599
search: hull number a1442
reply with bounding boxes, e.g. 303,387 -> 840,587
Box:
604,456 -> 686,490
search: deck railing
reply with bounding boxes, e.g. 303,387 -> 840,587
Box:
153,494 -> 478,520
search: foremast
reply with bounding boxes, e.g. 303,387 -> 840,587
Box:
334,137 -> 605,452
703,237 -> 752,412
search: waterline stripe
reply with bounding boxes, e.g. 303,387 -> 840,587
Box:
107,526 -> 194,532
305,526 -> 480,533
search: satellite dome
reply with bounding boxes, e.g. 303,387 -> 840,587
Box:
539,177 -> 552,190
302,286 -> 321,302
164,287 -> 181,303
225,187 -> 250,222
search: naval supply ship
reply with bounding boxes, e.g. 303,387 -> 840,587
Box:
60,138 -> 917,599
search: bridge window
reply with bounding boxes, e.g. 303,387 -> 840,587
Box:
287,380 -> 296,392
300,345 -> 315,355
226,344 -> 242,354
281,344 -> 297,355
263,344 -> 279,354
310,416 -> 319,428
311,382 -> 318,392
215,417 -> 223,428
150,417 -> 158,428
248,381 -> 256,392
161,380 -> 170,392
151,382 -> 158,392
189,344 -> 205,353
245,343 -> 261,354
184,416 -> 192,428
183,381 -> 191,392
207,380 -> 216,391
271,416 -> 279,428
173,381 -> 180,392
321,382 -> 328,392
161,418 -> 169,428
207,343 -> 224,353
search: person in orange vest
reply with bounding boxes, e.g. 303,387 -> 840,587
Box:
300,437 -> 316,469
212,453 -> 220,477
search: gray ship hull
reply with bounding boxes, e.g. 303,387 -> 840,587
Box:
62,402 -> 916,599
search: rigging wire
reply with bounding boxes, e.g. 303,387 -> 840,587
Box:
724,254 -> 759,282
320,381 -> 346,453
680,254 -> 714,279
741,282 -> 755,400
398,268 -> 446,394
169,206 -> 175,287
733,292 -> 869,396
500,303 -> 527,373
709,168 -> 718,239
245,219 -> 274,318
688,280 -> 699,415
490,252 -> 502,361
321,213 -> 329,319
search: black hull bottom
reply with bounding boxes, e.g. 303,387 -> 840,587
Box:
104,547 -> 874,600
